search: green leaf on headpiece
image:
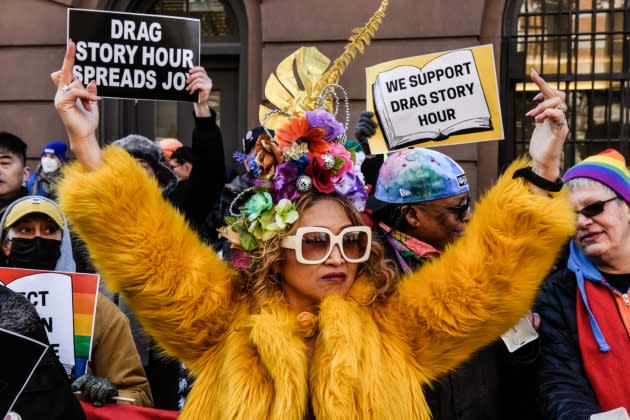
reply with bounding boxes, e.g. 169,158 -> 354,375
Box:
331,156 -> 346,174
240,232 -> 258,251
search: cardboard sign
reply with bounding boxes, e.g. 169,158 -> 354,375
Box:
68,8 -> 200,102
366,45 -> 504,153
0,268 -> 99,377
0,328 -> 48,419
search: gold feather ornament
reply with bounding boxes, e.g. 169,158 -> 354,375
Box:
259,0 -> 389,129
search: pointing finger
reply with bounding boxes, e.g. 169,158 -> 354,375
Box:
531,69 -> 557,101
60,39 -> 77,86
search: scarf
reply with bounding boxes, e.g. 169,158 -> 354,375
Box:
377,221 -> 440,273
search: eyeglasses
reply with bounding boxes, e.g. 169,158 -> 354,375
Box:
416,196 -> 471,220
576,196 -> 618,218
169,164 -> 181,170
280,226 -> 372,265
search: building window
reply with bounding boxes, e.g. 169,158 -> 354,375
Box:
152,0 -> 238,40
151,0 -> 233,139
502,0 -> 629,168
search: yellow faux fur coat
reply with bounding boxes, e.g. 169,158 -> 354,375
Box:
58,147 -> 575,420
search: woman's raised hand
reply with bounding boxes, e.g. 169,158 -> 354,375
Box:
524,69 -> 569,181
52,39 -> 103,170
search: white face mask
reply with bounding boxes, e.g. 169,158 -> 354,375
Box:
41,156 -> 60,173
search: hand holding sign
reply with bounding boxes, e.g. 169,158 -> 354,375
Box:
187,66 -> 212,118
52,40 -> 104,171
68,9 -> 200,102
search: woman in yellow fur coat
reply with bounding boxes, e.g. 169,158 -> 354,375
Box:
52,42 -> 575,420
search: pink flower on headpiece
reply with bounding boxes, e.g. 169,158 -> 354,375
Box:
306,109 -> 345,142
328,143 -> 354,183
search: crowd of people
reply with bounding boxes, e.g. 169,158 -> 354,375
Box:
1,38 -> 629,420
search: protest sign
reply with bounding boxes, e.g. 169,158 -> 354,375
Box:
0,328 -> 48,419
68,8 -> 200,102
0,268 -> 99,377
366,44 -> 503,153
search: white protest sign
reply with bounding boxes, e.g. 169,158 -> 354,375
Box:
501,316 -> 539,353
366,44 -> 504,153
68,8 -> 200,102
2,273 -> 75,370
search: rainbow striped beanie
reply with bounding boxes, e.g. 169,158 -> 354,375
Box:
562,148 -> 630,202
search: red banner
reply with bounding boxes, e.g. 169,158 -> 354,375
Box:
80,401 -> 179,420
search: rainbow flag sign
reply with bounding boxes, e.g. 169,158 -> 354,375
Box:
0,267 -> 99,377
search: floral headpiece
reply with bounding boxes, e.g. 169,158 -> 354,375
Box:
219,1 -> 389,253
221,89 -> 368,251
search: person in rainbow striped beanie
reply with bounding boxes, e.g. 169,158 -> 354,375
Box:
536,148 -> 630,419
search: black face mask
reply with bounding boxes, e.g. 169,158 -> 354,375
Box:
7,237 -> 61,270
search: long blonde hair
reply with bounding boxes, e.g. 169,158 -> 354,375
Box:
236,192 -> 397,310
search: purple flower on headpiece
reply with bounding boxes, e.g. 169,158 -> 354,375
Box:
233,151 -> 261,178
272,161 -> 301,202
334,171 -> 368,212
306,109 -> 344,142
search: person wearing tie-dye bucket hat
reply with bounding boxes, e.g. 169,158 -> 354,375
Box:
536,148 -> 630,419
372,148 -> 471,269
372,147 -> 548,420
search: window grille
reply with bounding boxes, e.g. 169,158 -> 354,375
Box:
501,0 -> 629,168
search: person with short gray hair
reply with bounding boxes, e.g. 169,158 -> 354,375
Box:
536,148 -> 630,419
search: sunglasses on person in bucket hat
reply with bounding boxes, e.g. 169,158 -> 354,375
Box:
413,195 -> 471,221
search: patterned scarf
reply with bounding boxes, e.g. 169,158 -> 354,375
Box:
377,222 -> 440,273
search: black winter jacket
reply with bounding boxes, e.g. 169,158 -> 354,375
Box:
168,110 -> 226,244
0,285 -> 85,420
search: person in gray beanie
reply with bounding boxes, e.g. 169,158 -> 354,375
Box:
112,135 -> 178,197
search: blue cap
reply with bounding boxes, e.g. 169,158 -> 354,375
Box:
375,148 -> 469,204
41,141 -> 68,162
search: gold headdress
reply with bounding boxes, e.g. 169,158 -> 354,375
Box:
259,0 -> 389,129
221,1 -> 388,256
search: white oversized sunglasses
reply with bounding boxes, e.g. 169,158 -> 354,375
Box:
280,226 -> 372,264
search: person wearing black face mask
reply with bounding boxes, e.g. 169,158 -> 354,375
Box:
0,196 -> 66,271
0,196 -> 84,419
0,196 -> 153,409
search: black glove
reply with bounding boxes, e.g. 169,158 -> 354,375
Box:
72,374 -> 118,407
354,111 -> 378,155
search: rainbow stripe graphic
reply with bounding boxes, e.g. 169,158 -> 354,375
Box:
0,267 -> 100,378
71,273 -> 99,377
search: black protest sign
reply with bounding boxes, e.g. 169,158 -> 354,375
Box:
68,9 -> 200,102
